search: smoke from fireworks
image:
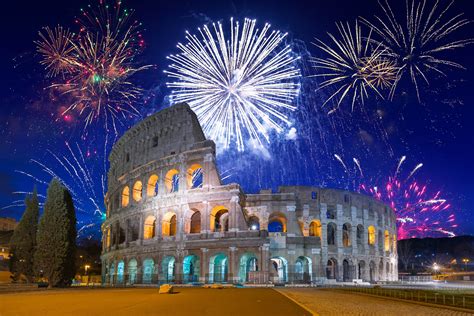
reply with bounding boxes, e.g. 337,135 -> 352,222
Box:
35,1 -> 152,135
336,154 -> 457,239
312,21 -> 397,113
360,0 -> 473,101
165,18 -> 301,151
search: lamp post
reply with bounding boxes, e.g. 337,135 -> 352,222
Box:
84,265 -> 91,285
432,263 -> 440,280
462,258 -> 470,271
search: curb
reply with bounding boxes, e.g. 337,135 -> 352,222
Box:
274,288 -> 318,316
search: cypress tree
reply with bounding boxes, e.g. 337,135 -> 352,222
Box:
9,188 -> 39,283
34,179 -> 77,287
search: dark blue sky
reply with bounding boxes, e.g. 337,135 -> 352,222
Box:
0,0 -> 473,238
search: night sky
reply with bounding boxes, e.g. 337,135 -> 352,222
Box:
0,0 -> 473,239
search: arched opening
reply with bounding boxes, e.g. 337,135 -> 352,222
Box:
384,230 -> 390,251
378,230 -> 383,251
295,256 -> 312,283
109,262 -> 115,284
270,256 -> 288,283
368,226 -> 376,245
268,212 -> 287,233
165,169 -> 180,193
147,174 -> 159,197
369,261 -> 376,282
161,256 -> 176,283
187,164 -> 203,189
142,258 -> 154,284
238,253 -> 258,283
326,258 -> 338,279
117,260 -> 125,284
309,220 -> 321,238
358,260 -> 366,281
162,212 -> 177,236
128,259 -> 137,285
132,181 -> 142,202
143,215 -> 156,240
209,253 -> 228,283
121,186 -> 129,207
183,255 -> 200,283
379,259 -> 384,279
327,222 -> 336,245
343,223 -> 351,247
248,216 -> 260,231
343,259 -> 354,282
210,206 -> 229,232
190,210 -> 201,234
357,224 -> 364,246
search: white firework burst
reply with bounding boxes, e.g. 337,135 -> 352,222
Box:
165,18 -> 301,151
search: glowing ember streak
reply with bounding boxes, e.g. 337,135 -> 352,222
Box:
165,18 -> 301,151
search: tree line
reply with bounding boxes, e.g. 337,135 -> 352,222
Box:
9,179 -> 77,288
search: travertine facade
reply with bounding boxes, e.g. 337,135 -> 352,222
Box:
101,103 -> 398,285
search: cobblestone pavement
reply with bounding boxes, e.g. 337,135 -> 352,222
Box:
277,288 -> 474,316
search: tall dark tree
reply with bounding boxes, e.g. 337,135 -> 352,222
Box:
9,188 -> 39,283
34,179 -> 77,287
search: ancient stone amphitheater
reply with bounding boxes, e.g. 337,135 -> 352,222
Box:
101,103 -> 398,285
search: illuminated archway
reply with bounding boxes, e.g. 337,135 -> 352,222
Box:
121,186 -> 130,207
271,256 -> 288,283
161,256 -> 176,283
295,256 -> 312,283
210,206 -> 229,232
128,259 -> 138,284
143,215 -> 156,239
117,260 -> 125,284
309,220 -> 321,237
187,164 -> 203,189
162,212 -> 177,236
109,262 -> 115,284
142,258 -> 154,284
132,181 -> 142,202
248,216 -> 260,231
384,230 -> 390,251
238,253 -> 258,283
268,212 -> 287,233
209,253 -> 228,283
183,255 -> 200,283
190,210 -> 201,234
368,226 -> 376,245
147,174 -> 159,197
343,223 -> 351,247
165,169 -> 180,193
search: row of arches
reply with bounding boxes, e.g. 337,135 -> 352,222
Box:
121,164 -> 203,208
326,258 -> 396,282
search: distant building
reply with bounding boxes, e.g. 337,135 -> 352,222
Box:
0,231 -> 13,261
0,218 -> 17,232
101,103 -> 398,285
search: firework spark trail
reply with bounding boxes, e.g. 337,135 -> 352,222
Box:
353,157 -> 363,177
360,0 -> 473,101
394,155 -> 406,177
334,154 -> 349,173
165,18 -> 301,151
312,21 -> 398,113
407,163 -> 423,180
35,1 -> 152,135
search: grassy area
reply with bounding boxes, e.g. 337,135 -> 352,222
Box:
336,286 -> 474,310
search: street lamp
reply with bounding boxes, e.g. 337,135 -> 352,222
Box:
462,258 -> 470,271
84,264 -> 91,274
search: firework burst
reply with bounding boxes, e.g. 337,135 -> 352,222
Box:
360,0 -> 473,101
336,154 -> 457,239
312,21 -> 398,114
165,18 -> 301,151
35,1 -> 152,135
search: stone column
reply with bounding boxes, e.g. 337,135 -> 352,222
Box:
200,248 -> 209,283
229,247 -> 238,283
260,244 -> 270,283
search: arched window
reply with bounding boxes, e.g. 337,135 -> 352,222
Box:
327,223 -> 336,245
211,206 -> 229,232
121,186 -> 130,207
128,259 -> 138,285
357,225 -> 364,245
309,220 -> 321,237
378,230 -> 383,250
147,174 -> 159,197
368,226 -> 376,245
248,216 -> 260,231
143,215 -> 156,239
187,164 -> 203,189
190,211 -> 201,234
165,169 -> 180,193
343,223 -> 351,247
384,230 -> 390,251
327,258 -> 337,279
162,212 -> 177,236
268,213 -> 287,233
132,181 -> 143,202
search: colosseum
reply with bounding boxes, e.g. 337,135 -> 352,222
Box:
101,103 -> 398,285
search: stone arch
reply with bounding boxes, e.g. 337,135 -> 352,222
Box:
142,258 -> 155,284
268,212 -> 287,233
238,252 -> 259,283
369,260 -> 376,282
121,186 -> 130,207
358,260 -> 366,281
165,169 -> 180,193
295,256 -> 312,283
379,259 -> 384,279
162,212 -> 177,236
326,258 -> 338,279
384,230 -> 390,251
187,163 -> 203,189
143,215 -> 156,240
161,256 -> 176,283
132,180 -> 143,202
327,222 -> 337,245
210,206 -> 229,232
378,230 -> 383,251
117,260 -> 125,284
248,216 -> 260,231
368,225 -> 376,245
209,253 -> 228,283
270,256 -> 288,283
357,224 -> 364,246
183,254 -> 200,283
343,223 -> 351,247
189,210 -> 201,234
147,174 -> 159,197
128,259 -> 138,285
343,259 -> 355,281
309,220 -> 321,237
